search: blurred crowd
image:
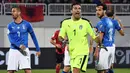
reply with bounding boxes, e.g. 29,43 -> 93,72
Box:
0,0 -> 129,4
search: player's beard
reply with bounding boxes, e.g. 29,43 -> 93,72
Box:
99,13 -> 104,19
74,13 -> 81,20
12,15 -> 18,20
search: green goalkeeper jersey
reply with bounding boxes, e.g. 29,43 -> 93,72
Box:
59,18 -> 97,58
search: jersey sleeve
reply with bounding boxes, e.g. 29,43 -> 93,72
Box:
114,20 -> 121,31
100,24 -> 105,33
51,31 -> 57,40
7,24 -> 21,47
27,23 -> 34,33
59,21 -> 66,38
27,23 -> 40,52
95,22 -> 101,32
86,21 -> 97,40
95,23 -> 99,30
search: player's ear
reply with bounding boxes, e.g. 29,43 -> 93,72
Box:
104,10 -> 106,13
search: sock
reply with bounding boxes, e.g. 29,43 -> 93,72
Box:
108,69 -> 114,73
62,71 -> 67,73
56,65 -> 60,73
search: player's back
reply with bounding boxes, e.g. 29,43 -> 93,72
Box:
100,17 -> 115,47
8,20 -> 32,49
110,19 -> 121,43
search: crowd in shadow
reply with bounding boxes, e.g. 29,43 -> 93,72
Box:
0,0 -> 129,4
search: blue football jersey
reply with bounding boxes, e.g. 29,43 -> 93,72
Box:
95,21 -> 102,33
111,19 -> 121,43
98,17 -> 121,47
7,20 -> 40,51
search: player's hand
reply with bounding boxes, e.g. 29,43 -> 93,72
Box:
66,45 -> 69,51
36,51 -> 41,57
55,44 -> 61,49
19,45 -> 26,50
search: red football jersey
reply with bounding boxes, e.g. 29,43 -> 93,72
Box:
51,30 -> 65,54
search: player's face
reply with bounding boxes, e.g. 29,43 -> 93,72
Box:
11,8 -> 20,19
96,6 -> 104,18
71,5 -> 81,20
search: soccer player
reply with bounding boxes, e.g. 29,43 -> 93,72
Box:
50,24 -> 65,73
105,10 -> 124,73
7,6 -> 41,73
94,3 -> 124,73
58,2 -> 99,73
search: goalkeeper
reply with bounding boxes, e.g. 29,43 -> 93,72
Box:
58,2 -> 100,73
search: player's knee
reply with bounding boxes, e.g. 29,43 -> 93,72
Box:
24,69 -> 31,73
110,64 -> 113,69
97,70 -> 106,73
63,66 -> 71,72
73,67 -> 80,73
56,63 -> 61,67
7,70 -> 15,73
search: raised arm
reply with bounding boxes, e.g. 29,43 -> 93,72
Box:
115,16 -> 125,36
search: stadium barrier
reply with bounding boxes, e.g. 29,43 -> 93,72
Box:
48,4 -> 130,15
0,3 -> 129,15
0,47 -> 130,69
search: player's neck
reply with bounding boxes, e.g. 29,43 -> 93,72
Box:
100,15 -> 106,19
71,16 -> 80,21
14,16 -> 23,24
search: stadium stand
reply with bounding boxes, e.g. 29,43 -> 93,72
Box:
3,0 -> 130,4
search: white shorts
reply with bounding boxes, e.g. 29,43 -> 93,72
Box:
7,48 -> 31,71
95,45 -> 115,70
111,44 -> 116,64
64,46 -> 70,66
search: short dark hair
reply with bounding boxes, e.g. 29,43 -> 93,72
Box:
71,2 -> 81,10
96,3 -> 107,10
106,10 -> 114,17
12,6 -> 21,12
60,21 -> 63,28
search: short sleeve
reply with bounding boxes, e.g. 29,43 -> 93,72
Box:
86,21 -> 97,39
59,21 -> 67,38
7,24 -> 11,34
114,20 -> 121,31
100,24 -> 105,33
51,31 -> 57,40
95,22 -> 101,32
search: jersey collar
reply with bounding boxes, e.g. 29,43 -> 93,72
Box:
14,19 -> 23,25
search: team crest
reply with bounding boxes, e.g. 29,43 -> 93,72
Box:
79,25 -> 83,30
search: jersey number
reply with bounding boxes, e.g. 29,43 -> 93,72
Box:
17,31 -> 20,37
108,28 -> 113,41
73,29 -> 76,36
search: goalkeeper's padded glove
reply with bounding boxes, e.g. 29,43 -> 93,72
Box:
19,49 -> 27,56
61,40 -> 69,48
